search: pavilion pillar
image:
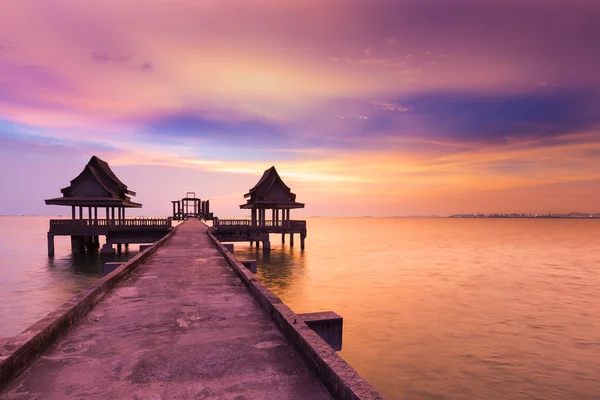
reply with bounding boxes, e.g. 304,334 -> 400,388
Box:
290,233 -> 294,247
300,233 -> 306,250
272,209 -> 275,222
94,207 -> 98,222
172,202 -> 176,218
47,232 -> 55,257
123,207 -> 126,219
88,206 -> 92,221
79,206 -> 83,220
105,207 -> 109,221
71,206 -> 76,220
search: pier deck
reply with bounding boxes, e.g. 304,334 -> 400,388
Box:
1,219 -> 331,399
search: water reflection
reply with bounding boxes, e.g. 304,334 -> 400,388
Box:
231,236 -> 306,295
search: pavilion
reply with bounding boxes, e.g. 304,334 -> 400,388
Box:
212,166 -> 307,249
240,166 -> 305,228
45,156 -> 171,256
45,155 -> 142,222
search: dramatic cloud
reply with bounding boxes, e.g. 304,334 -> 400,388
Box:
0,0 -> 599,215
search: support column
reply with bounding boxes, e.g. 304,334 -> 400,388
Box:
172,202 -> 176,218
47,232 -> 55,257
94,207 -> 98,222
290,233 -> 294,247
71,235 -> 85,254
106,207 -> 109,221
300,233 -> 306,250
79,206 -> 83,220
88,206 -> 92,221
71,206 -> 76,220
117,243 -> 122,254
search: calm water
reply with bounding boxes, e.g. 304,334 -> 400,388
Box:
2,217 -> 600,399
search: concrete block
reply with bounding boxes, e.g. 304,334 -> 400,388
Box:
240,260 -> 257,274
298,311 -> 343,351
139,244 -> 152,252
103,262 -> 123,275
223,243 -> 234,253
100,243 -> 115,255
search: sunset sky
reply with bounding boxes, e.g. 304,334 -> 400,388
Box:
1,1 -> 599,216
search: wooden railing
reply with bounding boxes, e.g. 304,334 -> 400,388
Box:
213,219 -> 306,231
49,218 -> 172,233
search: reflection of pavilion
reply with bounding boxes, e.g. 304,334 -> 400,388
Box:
45,156 -> 172,256
212,166 -> 307,250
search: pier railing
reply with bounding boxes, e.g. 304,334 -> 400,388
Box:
213,219 -> 306,232
49,218 -> 172,235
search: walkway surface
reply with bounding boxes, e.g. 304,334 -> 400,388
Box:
1,219 -> 332,400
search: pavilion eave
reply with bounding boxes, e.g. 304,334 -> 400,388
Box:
45,197 -> 143,208
239,201 -> 305,209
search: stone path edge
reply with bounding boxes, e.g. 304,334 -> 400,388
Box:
0,225 -> 179,390
206,227 -> 384,400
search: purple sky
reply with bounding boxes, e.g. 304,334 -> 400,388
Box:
1,1 -> 599,216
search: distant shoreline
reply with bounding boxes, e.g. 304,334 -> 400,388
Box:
448,215 -> 600,219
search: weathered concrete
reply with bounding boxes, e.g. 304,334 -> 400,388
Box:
1,219 -> 332,400
299,312 -> 343,352
0,227 -> 176,391
208,231 -> 384,400
240,259 -> 258,274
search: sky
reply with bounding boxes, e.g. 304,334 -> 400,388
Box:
1,0 -> 599,217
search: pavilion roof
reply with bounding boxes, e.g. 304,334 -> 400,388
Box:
45,156 -> 141,208
240,166 -> 304,209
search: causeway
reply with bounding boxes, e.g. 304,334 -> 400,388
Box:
1,219 -> 332,399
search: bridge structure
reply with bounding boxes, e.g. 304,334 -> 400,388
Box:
0,220 -> 383,399
170,192 -> 212,221
211,166 -> 307,250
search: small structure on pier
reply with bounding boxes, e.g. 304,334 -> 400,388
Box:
45,156 -> 172,256
212,166 -> 307,250
171,192 -> 212,220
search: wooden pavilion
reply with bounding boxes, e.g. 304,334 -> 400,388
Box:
45,156 -> 171,256
212,166 -> 307,249
240,166 -> 304,227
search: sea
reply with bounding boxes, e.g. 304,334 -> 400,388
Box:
1,216 -> 600,400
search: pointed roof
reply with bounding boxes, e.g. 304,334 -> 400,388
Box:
45,156 -> 142,207
240,166 -> 304,209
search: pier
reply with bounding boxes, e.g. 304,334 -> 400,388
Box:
0,219 -> 382,399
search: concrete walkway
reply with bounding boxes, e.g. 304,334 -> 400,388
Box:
1,219 -> 332,400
